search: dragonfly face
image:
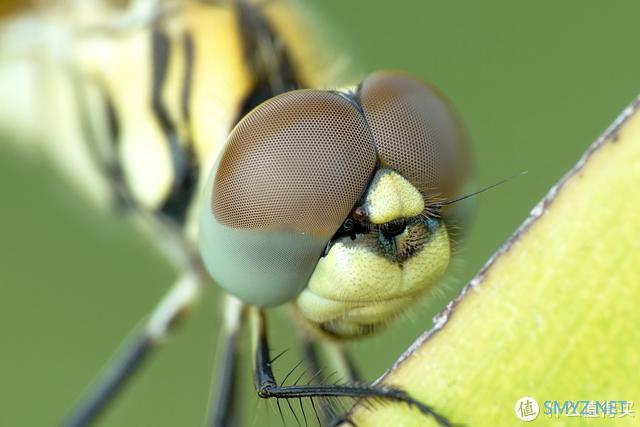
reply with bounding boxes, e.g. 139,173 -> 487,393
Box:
199,70 -> 471,338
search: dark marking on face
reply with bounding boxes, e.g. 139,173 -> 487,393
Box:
377,217 -> 439,264
324,214 -> 441,265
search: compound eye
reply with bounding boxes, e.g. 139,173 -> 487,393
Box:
213,90 -> 376,234
200,90 -> 377,306
358,71 -> 473,202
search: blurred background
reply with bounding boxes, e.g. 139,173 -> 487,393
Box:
1,1 -> 639,426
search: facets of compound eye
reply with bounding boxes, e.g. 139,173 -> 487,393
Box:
357,71 -> 473,204
199,89 -> 377,306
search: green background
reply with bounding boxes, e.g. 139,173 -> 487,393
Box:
1,1 -> 639,426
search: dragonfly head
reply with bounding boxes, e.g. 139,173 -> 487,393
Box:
198,71 -> 472,338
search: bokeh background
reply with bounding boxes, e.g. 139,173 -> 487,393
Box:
1,1 -> 639,426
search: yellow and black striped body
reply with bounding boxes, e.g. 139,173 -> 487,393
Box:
0,0 -> 343,240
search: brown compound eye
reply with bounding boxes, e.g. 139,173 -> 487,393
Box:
212,90 -> 376,235
358,71 -> 473,202
200,89 -> 377,307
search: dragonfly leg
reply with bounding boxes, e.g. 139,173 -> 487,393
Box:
296,332 -> 362,424
208,295 -> 246,427
62,268 -> 203,427
296,335 -> 334,424
252,308 -> 452,427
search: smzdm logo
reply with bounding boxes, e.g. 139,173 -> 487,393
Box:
515,396 -> 540,421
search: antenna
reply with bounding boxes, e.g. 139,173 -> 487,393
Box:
441,171 -> 528,206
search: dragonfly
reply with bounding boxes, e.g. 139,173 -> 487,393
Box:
0,0 -> 473,426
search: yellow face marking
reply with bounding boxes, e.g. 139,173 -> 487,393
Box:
364,169 -> 425,224
294,167 -> 452,338
296,221 -> 450,337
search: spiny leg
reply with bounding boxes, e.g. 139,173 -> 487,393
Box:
296,335 -> 333,424
296,332 -> 363,424
252,308 -> 452,427
62,269 -> 202,427
208,295 -> 246,427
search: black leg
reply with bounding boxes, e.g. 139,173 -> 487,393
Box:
62,333 -> 153,427
296,335 -> 335,424
251,309 -> 452,427
209,296 -> 246,427
62,270 -> 202,427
